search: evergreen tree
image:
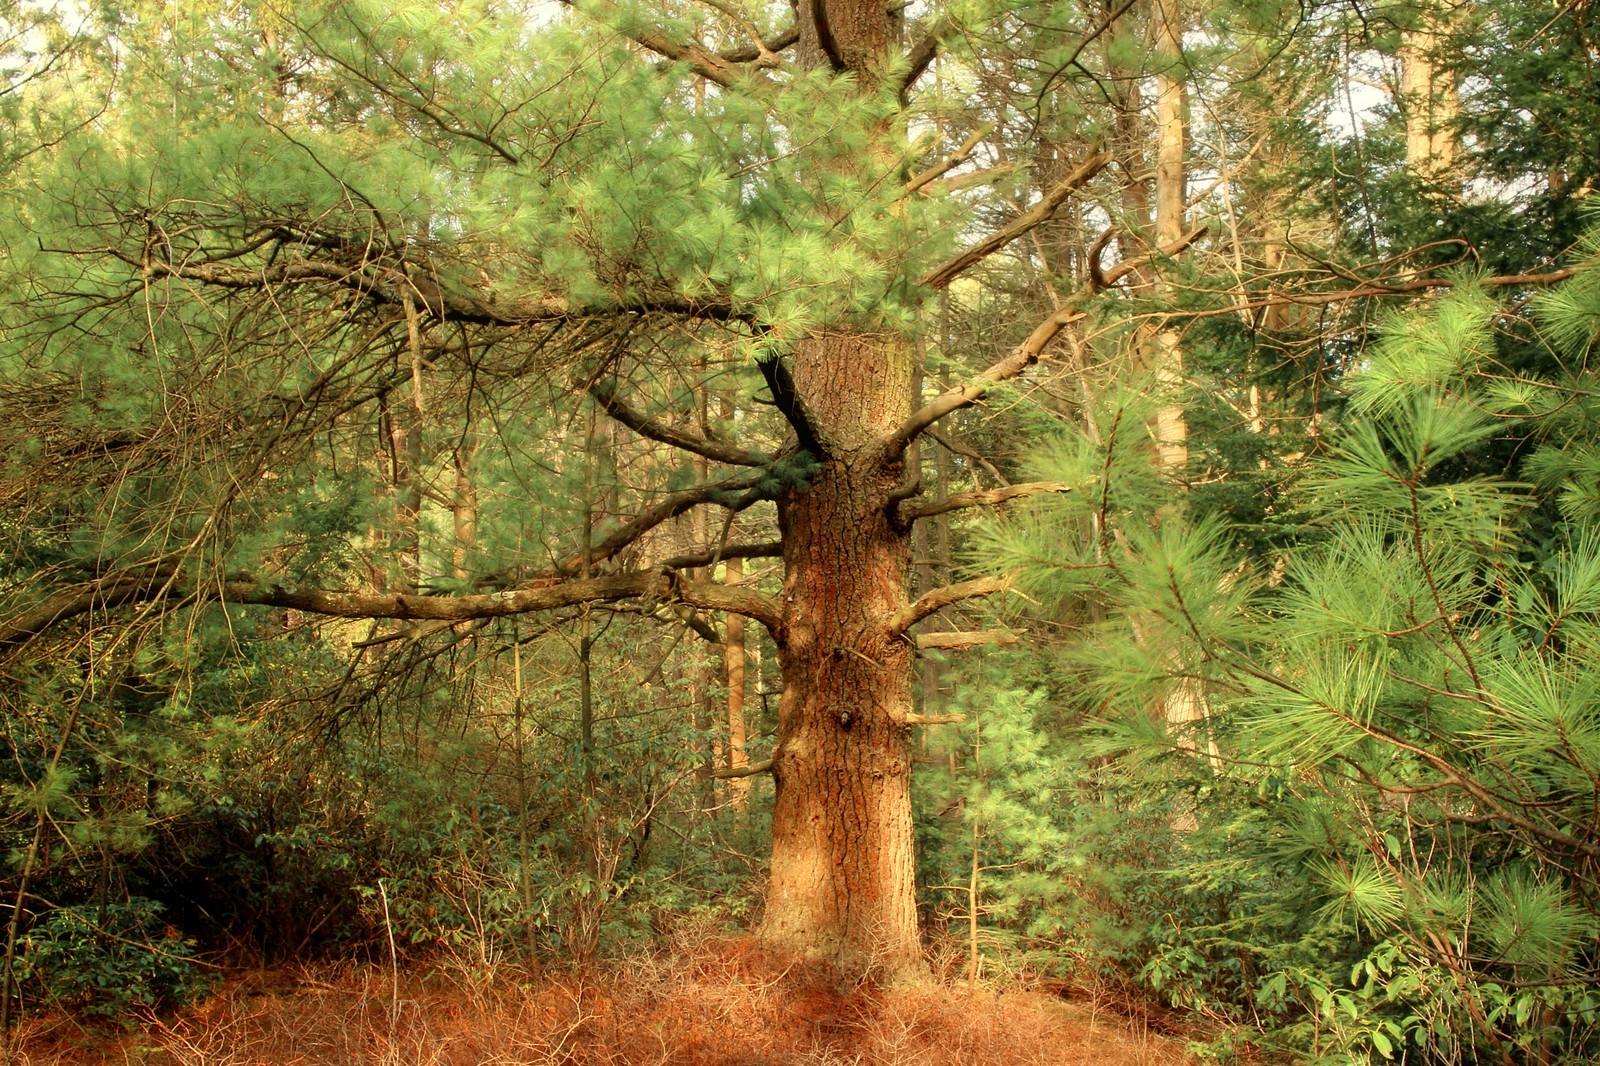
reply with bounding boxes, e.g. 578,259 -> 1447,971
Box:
0,0 -> 1147,971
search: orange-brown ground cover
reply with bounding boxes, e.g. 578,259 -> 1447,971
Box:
5,939 -> 1193,1065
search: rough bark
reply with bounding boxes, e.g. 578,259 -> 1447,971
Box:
763,328 -> 921,971
752,0 -> 925,972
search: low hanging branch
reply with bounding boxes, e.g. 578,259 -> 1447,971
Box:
1,567 -> 787,650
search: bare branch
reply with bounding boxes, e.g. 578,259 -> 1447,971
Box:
915,629 -> 1021,650
919,150 -> 1111,290
891,574 -> 1012,633
900,480 -> 1071,522
3,567 -> 786,649
560,469 -> 778,573
905,713 -> 965,725
886,306 -> 1086,454
710,757 -> 773,779
657,540 -> 783,571
905,125 -> 991,194
590,382 -> 770,466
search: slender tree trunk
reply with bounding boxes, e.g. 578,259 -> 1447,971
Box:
393,294 -> 427,592
451,432 -> 477,582
724,555 -> 750,812
1151,0 -> 1189,473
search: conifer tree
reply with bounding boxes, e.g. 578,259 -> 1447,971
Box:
0,0 -> 1183,969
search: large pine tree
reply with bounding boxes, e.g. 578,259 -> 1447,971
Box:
0,0 -> 1179,968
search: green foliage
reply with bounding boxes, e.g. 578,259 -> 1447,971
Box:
14,899 -> 213,1019
987,244 -> 1600,1062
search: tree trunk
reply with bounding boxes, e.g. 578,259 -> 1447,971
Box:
1151,0 -> 1189,472
752,2 -> 923,972
724,555 -> 751,813
1400,5 -> 1459,186
763,329 -> 921,971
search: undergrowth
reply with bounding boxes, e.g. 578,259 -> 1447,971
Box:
4,935 -> 1193,1066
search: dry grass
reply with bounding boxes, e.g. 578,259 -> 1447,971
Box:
4,939 -> 1193,1066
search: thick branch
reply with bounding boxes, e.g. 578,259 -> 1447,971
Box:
0,575 -> 164,649
915,629 -> 1021,650
898,16 -> 953,98
3,568 -> 785,648
900,480 -> 1071,522
141,257 -> 742,329
756,355 -> 822,456
590,382 -> 769,466
890,574 -> 1012,634
919,151 -> 1111,290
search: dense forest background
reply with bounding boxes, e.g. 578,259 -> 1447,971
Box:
1,0 -> 1599,1062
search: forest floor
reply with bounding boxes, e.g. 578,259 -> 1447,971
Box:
4,937 -> 1200,1065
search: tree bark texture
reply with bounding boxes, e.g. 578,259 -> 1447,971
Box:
763,327 -> 921,969
754,1 -> 924,971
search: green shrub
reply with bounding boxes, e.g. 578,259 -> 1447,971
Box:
13,898 -> 214,1019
